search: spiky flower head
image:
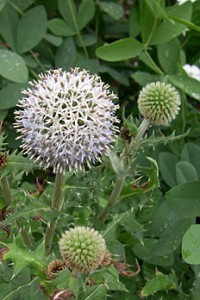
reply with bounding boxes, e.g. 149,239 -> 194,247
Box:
14,68 -> 119,174
59,226 -> 107,273
138,82 -> 181,126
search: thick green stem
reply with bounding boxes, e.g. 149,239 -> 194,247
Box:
98,119 -> 150,223
98,176 -> 126,223
0,177 -> 12,207
45,172 -> 65,255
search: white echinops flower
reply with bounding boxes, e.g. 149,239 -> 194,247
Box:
138,82 -> 181,126
14,68 -> 119,174
183,64 -> 200,81
177,0 -> 197,4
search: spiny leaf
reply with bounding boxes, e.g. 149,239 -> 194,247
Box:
139,129 -> 190,148
1,151 -> 39,177
1,235 -> 47,277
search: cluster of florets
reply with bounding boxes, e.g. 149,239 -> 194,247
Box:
14,68 -> 119,174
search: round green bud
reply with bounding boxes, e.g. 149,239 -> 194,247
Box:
59,226 -> 106,273
138,82 -> 181,126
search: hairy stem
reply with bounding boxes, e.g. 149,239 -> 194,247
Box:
98,119 -> 150,223
45,172 -> 65,255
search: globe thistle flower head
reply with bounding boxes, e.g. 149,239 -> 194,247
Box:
59,226 -> 107,273
14,68 -> 119,174
138,82 -> 181,126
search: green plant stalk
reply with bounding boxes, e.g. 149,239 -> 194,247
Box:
0,176 -> 33,248
45,172 -> 65,255
0,176 -> 12,207
98,119 -> 150,223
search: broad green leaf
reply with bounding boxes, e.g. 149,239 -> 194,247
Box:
0,0 -> 7,12
0,50 -> 28,83
75,34 -> 96,47
78,0 -> 95,30
99,2 -> 124,20
139,51 -> 164,74
44,34 -> 63,47
2,235 -> 47,277
140,0 -> 156,44
55,37 -> 76,69
1,151 -> 38,177
150,2 -> 192,45
168,74 -> 200,101
181,143 -> 200,177
165,181 -> 200,218
0,83 -> 27,109
0,110 -> 8,121
141,271 -> 177,297
150,201 -> 180,237
153,218 -> 192,256
157,38 -> 181,74
129,5 -> 140,38
159,152 -> 179,187
170,15 -> 200,32
182,225 -> 200,264
144,0 -> 168,19
96,38 -> 143,62
75,54 -> 99,74
131,71 -> 164,86
47,18 -> 76,36
10,0 -> 35,10
51,269 -> 73,290
17,6 -> 47,53
132,238 -> 174,266
58,0 -> 77,31
0,3 -> 18,51
176,161 -> 198,184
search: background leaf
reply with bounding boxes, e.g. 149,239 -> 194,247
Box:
0,49 -> 28,83
17,6 -> 47,53
182,225 -> 200,265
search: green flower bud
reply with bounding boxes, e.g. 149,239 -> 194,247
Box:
138,82 -> 181,126
59,227 -> 107,273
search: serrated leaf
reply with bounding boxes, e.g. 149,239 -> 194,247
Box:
0,50 -> 28,83
141,271 -> 177,297
1,151 -> 39,177
1,235 -> 47,277
2,204 -> 53,226
139,129 -> 190,148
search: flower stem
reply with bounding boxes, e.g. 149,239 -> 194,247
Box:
45,172 -> 65,256
0,176 -> 33,248
98,119 -> 150,223
0,177 -> 12,207
98,176 -> 126,223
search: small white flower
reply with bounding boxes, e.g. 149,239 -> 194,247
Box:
183,64 -> 200,81
14,68 -> 119,174
177,0 -> 197,5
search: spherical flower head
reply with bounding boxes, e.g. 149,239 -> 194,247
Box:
59,226 -> 107,273
138,82 -> 181,126
14,68 -> 119,174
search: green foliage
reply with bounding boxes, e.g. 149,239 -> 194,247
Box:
0,0 -> 200,298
